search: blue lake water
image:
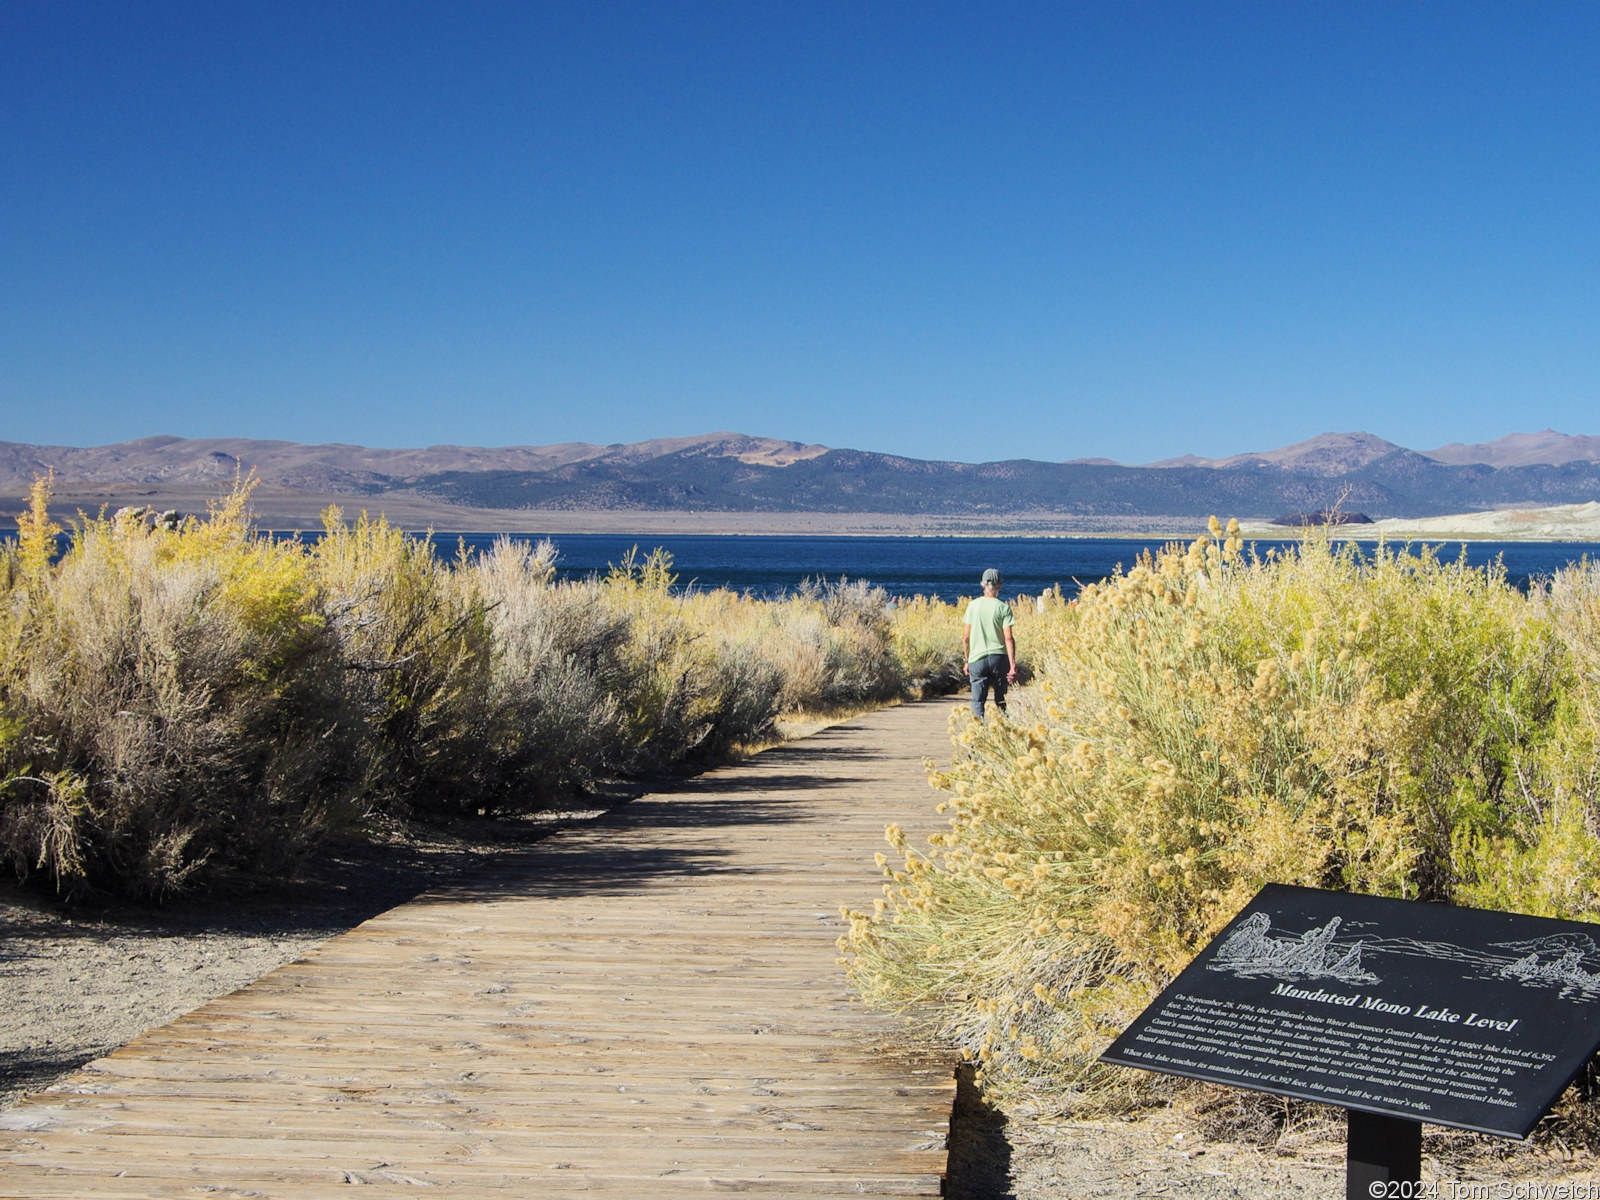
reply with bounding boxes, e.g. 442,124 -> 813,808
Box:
14,530 -> 1599,599
417,533 -> 1600,600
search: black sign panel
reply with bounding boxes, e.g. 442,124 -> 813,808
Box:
1101,884 -> 1600,1138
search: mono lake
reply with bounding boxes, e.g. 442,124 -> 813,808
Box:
412,533 -> 1600,600
13,529 -> 1596,600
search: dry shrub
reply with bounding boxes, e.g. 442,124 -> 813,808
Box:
468,537 -> 635,805
0,479 -> 357,899
1,484 -> 981,897
595,549 -> 783,769
772,578 -> 905,709
842,519 -> 1600,1116
888,588 -> 1054,700
891,594 -> 970,697
1188,1085 -> 1340,1149
313,510 -> 497,814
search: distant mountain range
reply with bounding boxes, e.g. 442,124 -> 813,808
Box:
3,430 -> 1600,524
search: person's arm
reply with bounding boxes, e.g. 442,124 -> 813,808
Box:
1003,624 -> 1017,682
962,622 -> 972,675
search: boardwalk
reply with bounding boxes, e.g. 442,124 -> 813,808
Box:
0,701 -> 959,1198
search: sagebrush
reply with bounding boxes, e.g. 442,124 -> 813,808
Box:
0,478 -> 972,898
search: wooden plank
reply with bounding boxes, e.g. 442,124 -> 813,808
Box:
0,1170 -> 945,1199
0,702 -> 959,1197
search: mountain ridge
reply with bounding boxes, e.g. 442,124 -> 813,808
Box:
0,432 -> 827,493
2,430 -> 1598,525
1142,431 -> 1407,475
1422,430 -> 1600,468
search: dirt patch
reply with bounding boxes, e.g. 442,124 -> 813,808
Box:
1001,1108 -> 1342,1199
967,1098 -> 1600,1198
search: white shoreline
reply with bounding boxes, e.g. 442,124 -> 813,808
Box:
1241,501 -> 1600,543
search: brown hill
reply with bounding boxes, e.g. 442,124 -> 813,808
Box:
0,433 -> 828,494
4,429 -> 1598,535
1143,432 -> 1404,475
1422,430 -> 1600,468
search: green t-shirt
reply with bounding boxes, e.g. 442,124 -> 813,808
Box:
962,595 -> 1015,662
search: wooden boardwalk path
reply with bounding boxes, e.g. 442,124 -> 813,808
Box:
0,701 -> 959,1198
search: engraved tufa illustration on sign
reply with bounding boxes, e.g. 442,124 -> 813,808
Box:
1497,936 -> 1600,1000
1207,912 -> 1600,1002
1209,913 -> 1378,984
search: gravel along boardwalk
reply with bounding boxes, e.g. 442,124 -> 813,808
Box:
0,702 -> 958,1198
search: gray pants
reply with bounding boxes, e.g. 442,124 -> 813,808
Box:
969,653 -> 1009,717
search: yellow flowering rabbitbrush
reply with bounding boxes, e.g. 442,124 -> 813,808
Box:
0,476 -> 978,898
842,522 -> 1600,1113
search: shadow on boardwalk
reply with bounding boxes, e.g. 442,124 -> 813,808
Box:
423,843 -> 742,902
0,700 -> 974,1197
0,718 -> 890,1108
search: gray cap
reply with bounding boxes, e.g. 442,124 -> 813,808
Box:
981,568 -> 1002,585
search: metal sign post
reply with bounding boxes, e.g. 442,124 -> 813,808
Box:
1346,1110 -> 1421,1199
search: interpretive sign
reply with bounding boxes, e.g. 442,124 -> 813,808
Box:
1101,884 -> 1600,1138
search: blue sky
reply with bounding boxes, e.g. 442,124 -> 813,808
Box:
3,2 -> 1598,464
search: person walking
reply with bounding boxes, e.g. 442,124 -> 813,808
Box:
963,567 -> 1016,717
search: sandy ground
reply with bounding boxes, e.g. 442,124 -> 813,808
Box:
18,486 -> 1600,543
7,485 -> 1226,537
1240,501 -> 1600,543
7,817 -> 1600,1197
